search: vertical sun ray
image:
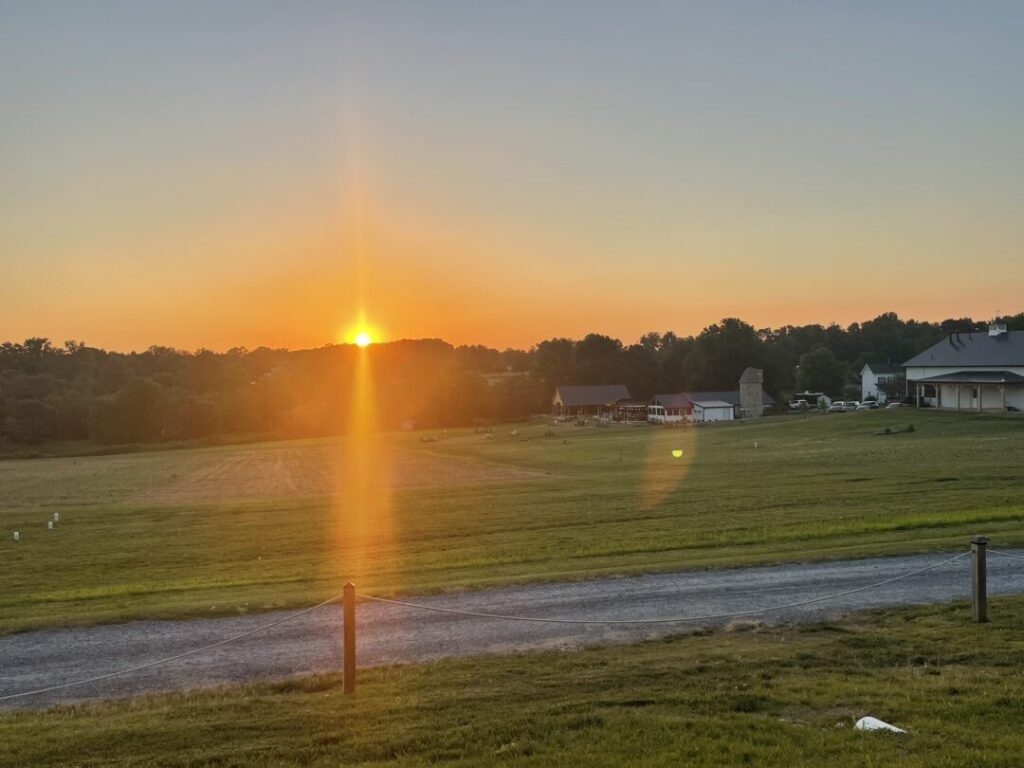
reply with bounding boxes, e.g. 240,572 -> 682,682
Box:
327,101 -> 394,589
334,342 -> 394,586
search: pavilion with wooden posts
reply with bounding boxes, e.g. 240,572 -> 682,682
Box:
551,384 -> 631,418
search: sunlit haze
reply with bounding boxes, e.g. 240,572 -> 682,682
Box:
2,1 -> 1022,351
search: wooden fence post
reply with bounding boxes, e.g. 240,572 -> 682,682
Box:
970,537 -> 988,623
343,582 -> 356,693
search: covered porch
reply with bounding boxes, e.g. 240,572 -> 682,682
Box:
912,371 -> 1024,412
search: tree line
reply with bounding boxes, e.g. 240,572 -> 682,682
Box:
2,312 -> 1021,445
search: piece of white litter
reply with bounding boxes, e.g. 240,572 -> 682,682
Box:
855,716 -> 905,734
13,532 -> 19,542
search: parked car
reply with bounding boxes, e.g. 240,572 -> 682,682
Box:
885,402 -> 904,409
844,401 -> 860,411
788,399 -> 809,410
856,402 -> 873,411
828,401 -> 847,413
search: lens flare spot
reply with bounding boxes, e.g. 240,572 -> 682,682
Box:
671,449 -> 684,458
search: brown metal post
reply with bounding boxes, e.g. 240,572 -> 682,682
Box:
343,582 -> 356,693
970,537 -> 988,623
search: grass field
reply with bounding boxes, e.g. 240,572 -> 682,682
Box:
4,594 -> 1024,767
2,410 -> 1024,634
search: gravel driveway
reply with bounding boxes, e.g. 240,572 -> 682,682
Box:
3,548 -> 1022,710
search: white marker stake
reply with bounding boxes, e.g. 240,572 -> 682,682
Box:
47,521 -> 54,530
13,532 -> 19,542
53,512 -> 60,522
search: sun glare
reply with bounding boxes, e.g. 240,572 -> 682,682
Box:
354,331 -> 372,348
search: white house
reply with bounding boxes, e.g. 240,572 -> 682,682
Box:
860,363 -> 902,403
903,324 -> 1024,411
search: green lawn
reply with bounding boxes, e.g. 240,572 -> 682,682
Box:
4,595 -> 1024,767
2,410 -> 1023,634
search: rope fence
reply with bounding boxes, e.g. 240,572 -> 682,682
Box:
356,552 -> 969,626
0,591 -> 347,704
989,548 -> 1024,563
1,538 -> 1020,703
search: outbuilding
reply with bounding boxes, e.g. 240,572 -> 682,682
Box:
690,399 -> 735,422
648,380 -> 774,424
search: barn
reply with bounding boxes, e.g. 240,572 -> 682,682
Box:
551,384 -> 631,418
648,389 -> 774,423
648,392 -> 743,423
648,369 -> 774,424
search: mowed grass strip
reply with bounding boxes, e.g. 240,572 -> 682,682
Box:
2,410 -> 1024,633
5,596 -> 1024,767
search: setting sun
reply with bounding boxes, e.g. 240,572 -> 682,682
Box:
354,332 -> 372,348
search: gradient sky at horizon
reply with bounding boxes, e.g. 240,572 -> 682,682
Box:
2,1 -> 1022,352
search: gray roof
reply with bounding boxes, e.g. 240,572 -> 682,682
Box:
652,389 -> 774,408
652,393 -> 695,409
863,362 -> 901,374
916,370 -> 1024,385
553,384 -> 630,407
904,330 -> 1024,368
691,400 -> 735,409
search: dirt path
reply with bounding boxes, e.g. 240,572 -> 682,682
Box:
3,549 -> 1022,710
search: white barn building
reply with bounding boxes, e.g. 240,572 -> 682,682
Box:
903,324 -> 1024,411
648,393 -> 736,423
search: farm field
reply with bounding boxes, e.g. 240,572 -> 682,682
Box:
2,410 -> 1024,634
4,595 -> 1024,767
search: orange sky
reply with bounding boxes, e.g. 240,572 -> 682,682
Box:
2,2 -> 1021,352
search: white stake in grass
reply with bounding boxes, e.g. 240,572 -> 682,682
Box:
12,531 -> 19,542
47,520 -> 54,530
53,512 -> 60,522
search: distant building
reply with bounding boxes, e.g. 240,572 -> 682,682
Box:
612,400 -> 652,423
903,324 -> 1024,411
648,372 -> 774,424
551,384 -> 631,417
648,393 -> 698,423
739,367 -> 766,417
860,363 -> 903,403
